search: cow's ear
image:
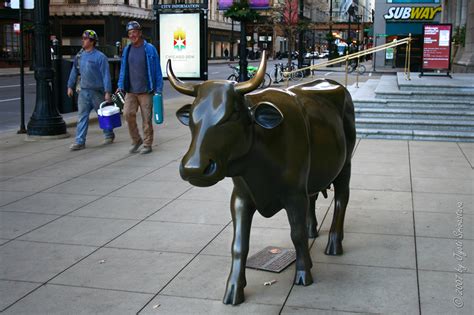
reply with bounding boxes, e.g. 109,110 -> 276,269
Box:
252,102 -> 284,129
176,104 -> 192,126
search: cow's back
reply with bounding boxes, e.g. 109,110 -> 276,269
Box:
289,79 -> 356,193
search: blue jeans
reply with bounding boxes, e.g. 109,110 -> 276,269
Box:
75,89 -> 114,145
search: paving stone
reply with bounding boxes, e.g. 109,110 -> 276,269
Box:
147,199 -> 231,225
202,225 -> 294,258
140,165 -> 183,182
0,240 -> 96,282
413,192 -> 473,214
350,174 -> 411,192
19,216 -> 137,246
458,142 -> 473,166
281,305 -> 360,314
139,295 -> 282,315
410,163 -> 473,180
110,180 -> 191,199
45,178 -> 132,196
352,160 -> 410,177
51,247 -> 194,293
417,237 -> 473,273
0,280 -> 42,311
321,207 -> 414,236
0,212 -> 59,239
349,189 -> 413,211
0,191 -> 33,207
80,165 -> 156,180
419,270 -> 473,315
285,263 -> 419,314
412,177 -> 473,195
71,196 -> 170,220
2,284 -> 153,315
161,254 -> 295,306
0,176 -> 69,193
179,179 -> 233,202
415,212 -> 473,240
311,232 -> 416,269
26,161 -> 103,179
108,221 -> 223,254
0,192 -> 98,215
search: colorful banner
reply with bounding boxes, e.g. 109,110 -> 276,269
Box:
160,13 -> 201,78
422,24 -> 452,70
218,0 -> 270,10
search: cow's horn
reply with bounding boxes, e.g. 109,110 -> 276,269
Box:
235,50 -> 267,94
166,59 -> 198,96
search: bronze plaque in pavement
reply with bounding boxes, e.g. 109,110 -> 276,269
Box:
246,246 -> 296,273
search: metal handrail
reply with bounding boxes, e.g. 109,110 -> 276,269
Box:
283,34 -> 413,87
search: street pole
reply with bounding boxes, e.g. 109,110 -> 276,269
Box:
18,0 -> 26,134
27,0 -> 67,137
239,19 -> 248,82
297,0 -> 304,68
328,0 -> 333,57
230,19 -> 235,61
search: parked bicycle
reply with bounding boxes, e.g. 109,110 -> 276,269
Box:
272,62 -> 304,84
347,61 -> 366,75
227,65 -> 272,88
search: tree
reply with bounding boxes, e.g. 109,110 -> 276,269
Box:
270,0 -> 309,66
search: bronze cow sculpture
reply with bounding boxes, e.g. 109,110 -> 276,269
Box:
167,51 -> 356,305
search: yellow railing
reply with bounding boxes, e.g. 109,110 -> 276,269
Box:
283,34 -> 413,88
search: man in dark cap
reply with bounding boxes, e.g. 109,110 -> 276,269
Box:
117,21 -> 163,154
67,30 -> 113,150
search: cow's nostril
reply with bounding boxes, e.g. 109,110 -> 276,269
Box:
203,160 -> 217,176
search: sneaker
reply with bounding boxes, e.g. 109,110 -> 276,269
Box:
139,146 -> 152,154
70,143 -> 85,151
129,139 -> 143,153
103,137 -> 114,145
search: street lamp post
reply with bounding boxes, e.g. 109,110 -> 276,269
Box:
27,0 -> 67,137
230,19 -> 235,61
239,19 -> 248,82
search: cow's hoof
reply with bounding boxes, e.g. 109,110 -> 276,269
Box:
223,284 -> 245,305
294,270 -> 313,286
325,234 -> 343,255
307,226 -> 319,239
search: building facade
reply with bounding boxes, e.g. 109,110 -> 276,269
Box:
373,0 -> 443,71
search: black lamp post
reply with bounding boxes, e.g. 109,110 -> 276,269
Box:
239,19 -> 248,82
297,0 -> 304,68
27,0 -> 67,137
230,19 -> 235,61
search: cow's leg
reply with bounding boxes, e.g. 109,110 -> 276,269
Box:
307,194 -> 318,239
223,188 -> 255,305
325,162 -> 351,255
286,195 -> 313,286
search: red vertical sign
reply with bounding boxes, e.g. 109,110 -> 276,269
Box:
422,24 -> 452,71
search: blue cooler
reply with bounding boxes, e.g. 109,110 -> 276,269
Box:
98,102 -> 122,130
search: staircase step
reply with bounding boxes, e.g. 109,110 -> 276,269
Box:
355,108 -> 474,120
356,117 -> 474,132
356,128 -> 474,142
353,99 -> 474,110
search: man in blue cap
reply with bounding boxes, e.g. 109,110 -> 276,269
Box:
67,30 -> 114,150
117,21 -> 163,154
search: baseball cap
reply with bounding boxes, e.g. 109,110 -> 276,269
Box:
126,21 -> 142,32
82,29 -> 98,41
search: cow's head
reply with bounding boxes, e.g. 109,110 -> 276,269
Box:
168,51 -> 283,187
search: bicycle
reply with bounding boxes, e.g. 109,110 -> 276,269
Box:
347,61 -> 366,75
227,65 -> 272,89
272,62 -> 304,84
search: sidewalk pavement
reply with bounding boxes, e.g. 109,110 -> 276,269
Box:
0,90 -> 473,314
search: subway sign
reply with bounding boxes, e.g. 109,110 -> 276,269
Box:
384,6 -> 441,20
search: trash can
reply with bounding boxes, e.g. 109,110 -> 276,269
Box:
58,59 -> 77,114
302,59 -> 312,77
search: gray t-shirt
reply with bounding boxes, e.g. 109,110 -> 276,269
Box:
128,43 -> 148,93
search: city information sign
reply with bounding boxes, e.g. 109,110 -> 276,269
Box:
155,3 -> 208,80
421,24 -> 452,74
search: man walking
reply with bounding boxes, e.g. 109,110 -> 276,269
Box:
118,21 -> 163,154
67,30 -> 114,150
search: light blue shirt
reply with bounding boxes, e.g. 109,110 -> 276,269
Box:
67,48 -> 112,93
